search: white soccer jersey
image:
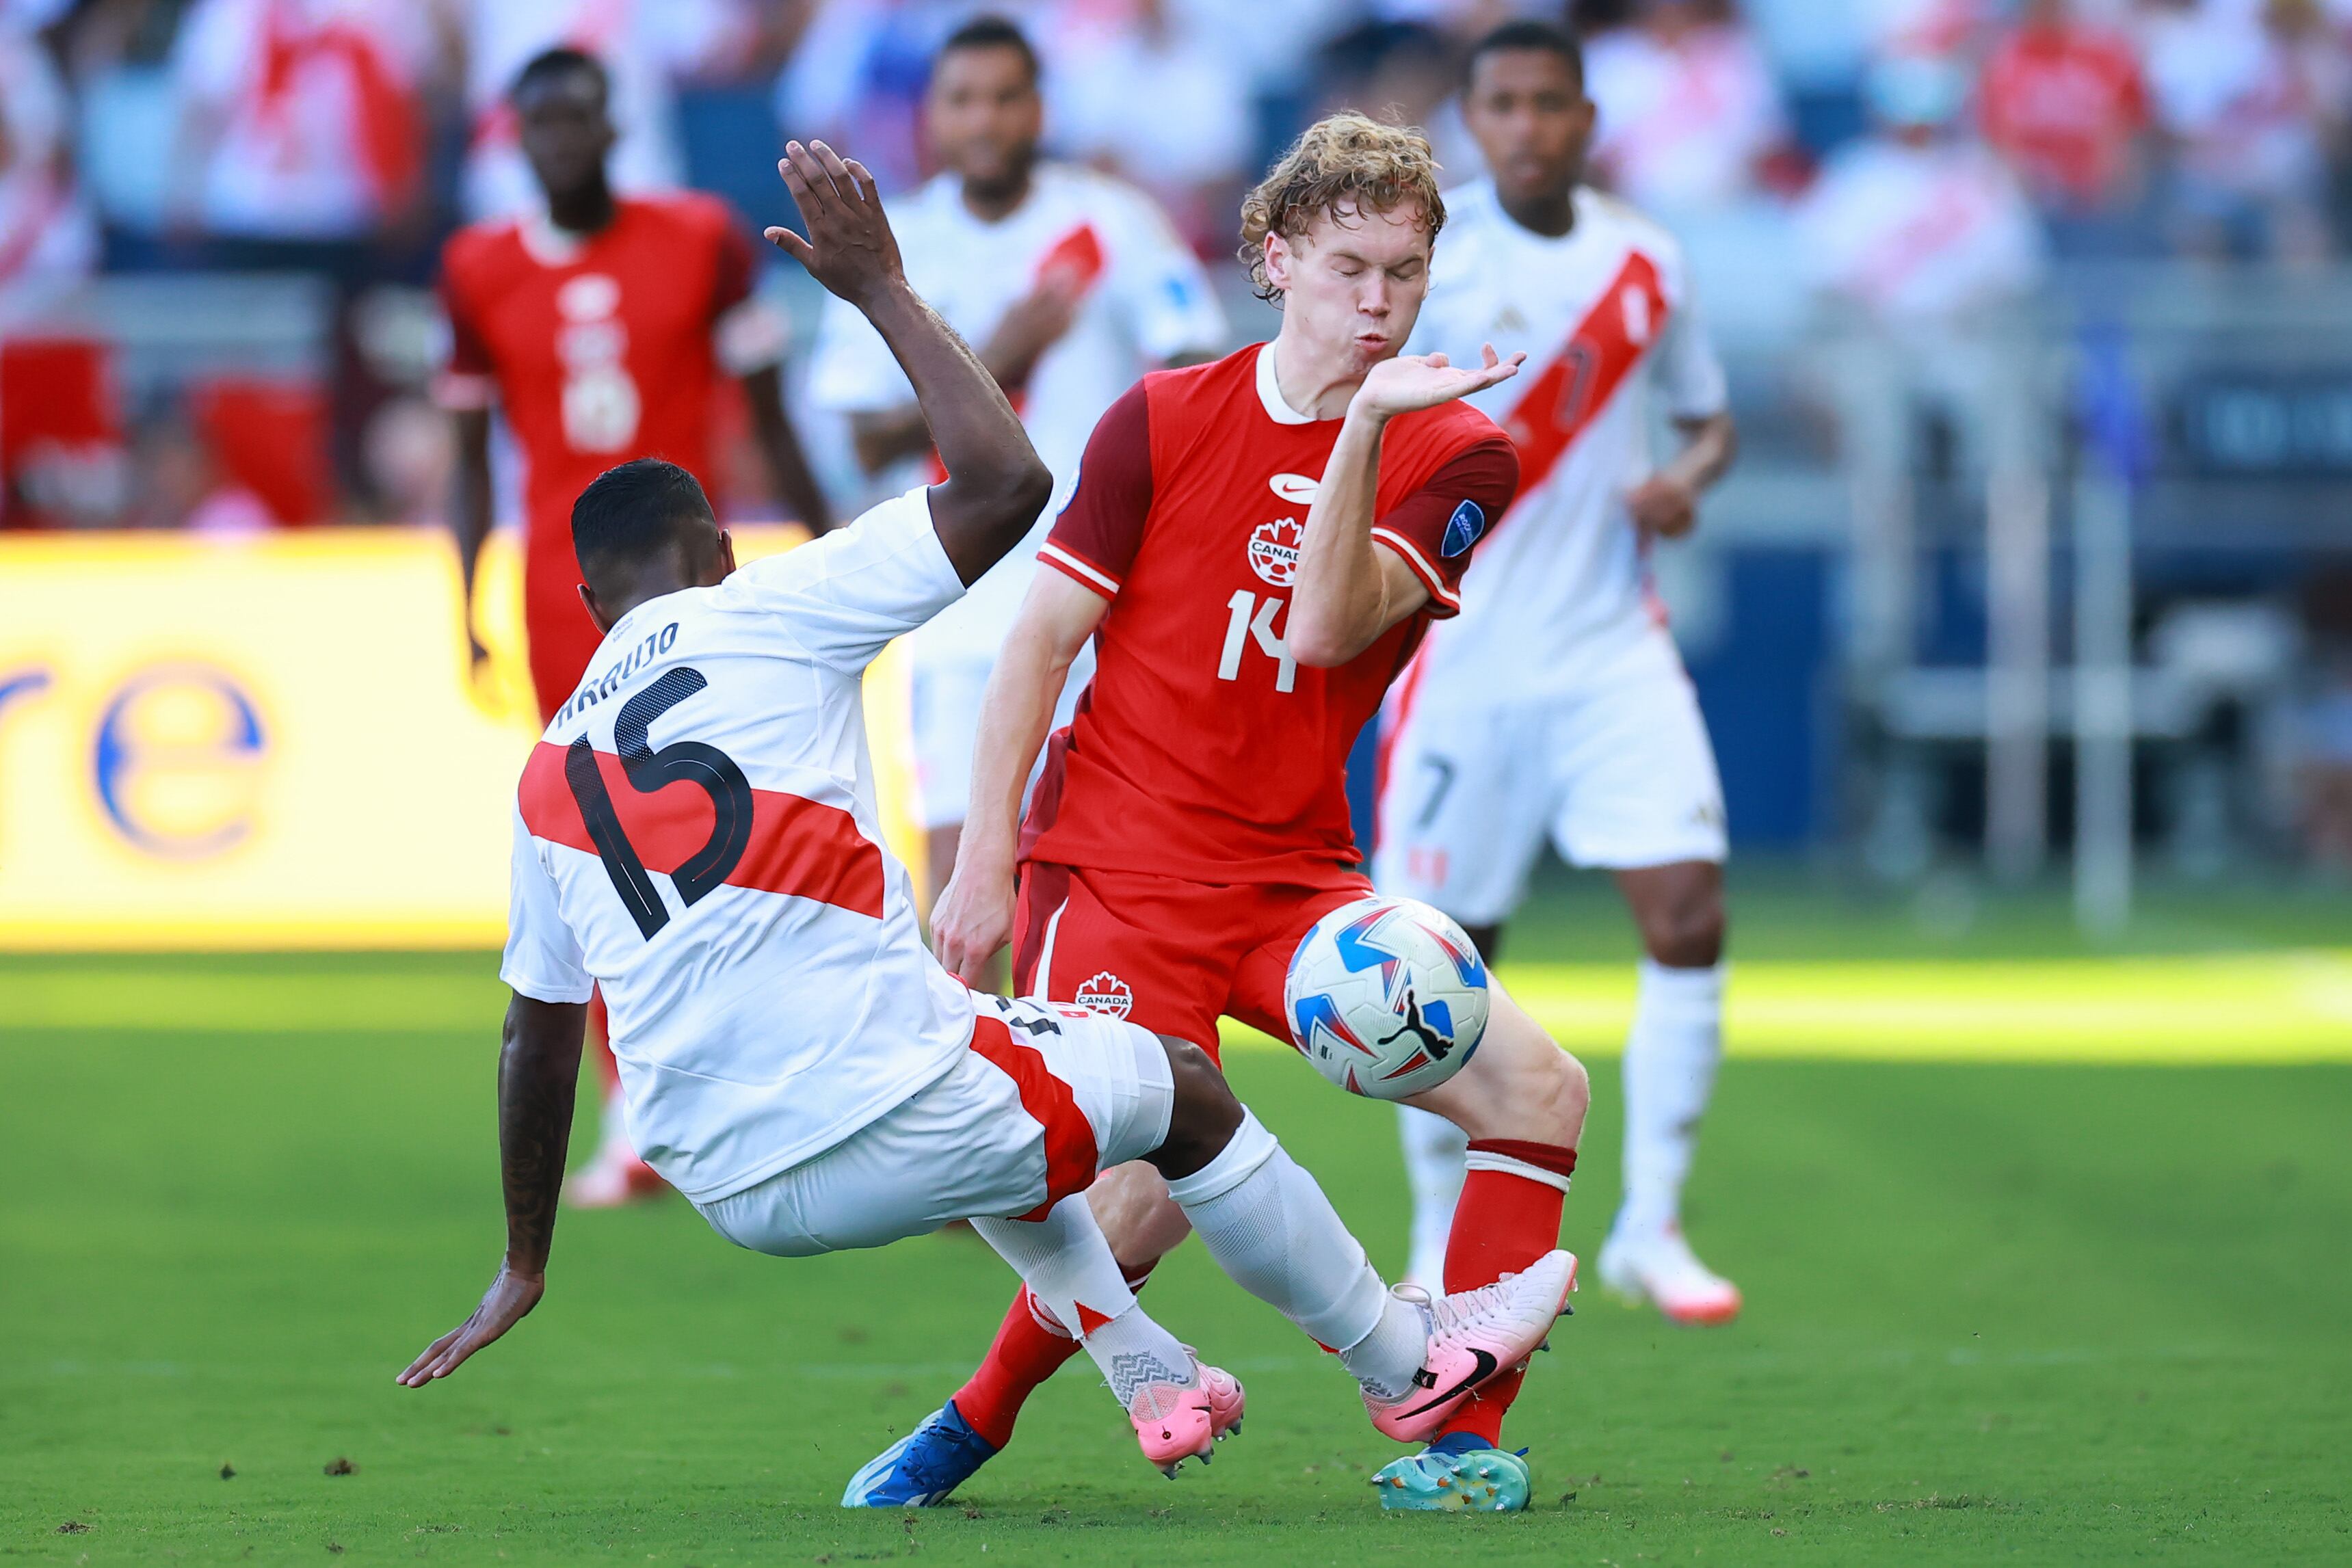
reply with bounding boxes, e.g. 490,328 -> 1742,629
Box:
500,488 -> 978,1203
810,162 -> 1226,661
1405,181 -> 1728,683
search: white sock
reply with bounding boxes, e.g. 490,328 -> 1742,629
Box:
1076,1304 -> 1199,1408
1619,958 -> 1726,1241
1336,1290 -> 1429,1403
1164,1111 -> 1392,1360
970,1199 -> 1195,1407
1397,1105 -> 1468,1288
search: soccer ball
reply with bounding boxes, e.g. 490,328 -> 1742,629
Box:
1284,896 -> 1490,1101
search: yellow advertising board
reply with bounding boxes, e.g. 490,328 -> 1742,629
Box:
0,526 -> 918,949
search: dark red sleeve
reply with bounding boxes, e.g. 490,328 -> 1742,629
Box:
1369,436 -> 1518,617
1038,382 -> 1153,599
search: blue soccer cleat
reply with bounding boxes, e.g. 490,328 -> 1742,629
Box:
841,1401 -> 997,1508
1370,1431 -> 1533,1513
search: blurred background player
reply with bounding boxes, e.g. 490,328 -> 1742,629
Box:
436,44 -> 832,1207
879,114 -> 1591,1516
451,0 -> 754,222
1373,23 -> 1743,1325
807,14 -> 1225,917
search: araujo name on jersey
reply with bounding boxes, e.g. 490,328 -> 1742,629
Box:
556,622 -> 680,727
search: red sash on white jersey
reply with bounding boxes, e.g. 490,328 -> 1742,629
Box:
1497,251 -> 1668,505
926,220 -> 1106,482
1033,222 -> 1105,294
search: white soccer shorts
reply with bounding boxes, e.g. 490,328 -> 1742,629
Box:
1373,626 -> 1728,927
693,996 -> 1174,1258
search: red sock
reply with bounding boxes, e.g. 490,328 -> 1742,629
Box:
1439,1139 -> 1576,1448
953,1262 -> 1157,1450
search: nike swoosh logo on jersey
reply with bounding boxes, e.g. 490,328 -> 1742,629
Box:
1388,1347 -> 1500,1422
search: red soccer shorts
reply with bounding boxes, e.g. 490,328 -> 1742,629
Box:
1010,860 -> 1372,1064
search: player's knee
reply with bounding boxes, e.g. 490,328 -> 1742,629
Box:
1555,1047 -> 1591,1128
1150,1035 -> 1240,1179
1449,1011 -> 1587,1145
1638,885 -> 1726,968
1514,1042 -> 1589,1143
1085,1161 -> 1189,1267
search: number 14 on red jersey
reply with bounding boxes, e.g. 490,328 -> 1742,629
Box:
1218,589 -> 1297,693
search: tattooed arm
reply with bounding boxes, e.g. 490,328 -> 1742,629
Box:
397,994 -> 588,1387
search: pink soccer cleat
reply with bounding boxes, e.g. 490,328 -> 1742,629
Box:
1128,1356 -> 1245,1477
1598,1223 -> 1741,1326
1364,1249 -> 1577,1445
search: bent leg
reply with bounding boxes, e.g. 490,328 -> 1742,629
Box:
1135,1036 -> 1431,1403
953,866 -> 1239,1450
969,1197 -> 1198,1414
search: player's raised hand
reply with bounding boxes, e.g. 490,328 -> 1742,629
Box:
765,139 -> 906,308
1351,345 -> 1526,420
395,1264 -> 543,1387
931,851 -> 1016,988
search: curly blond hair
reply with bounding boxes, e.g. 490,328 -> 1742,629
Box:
1239,112 -> 1446,304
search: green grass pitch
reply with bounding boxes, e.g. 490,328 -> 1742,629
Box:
3,872 -> 2349,1564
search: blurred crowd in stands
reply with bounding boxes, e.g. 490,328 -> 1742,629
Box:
0,0 -> 2347,532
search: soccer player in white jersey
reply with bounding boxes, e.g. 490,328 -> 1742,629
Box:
1374,22 -> 1745,1325
808,15 -> 1226,912
398,139 -> 1573,1497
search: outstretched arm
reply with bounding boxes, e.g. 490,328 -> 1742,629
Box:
1288,347 -> 1523,667
763,139 -> 1051,583
397,992 -> 587,1386
930,570 -> 1107,983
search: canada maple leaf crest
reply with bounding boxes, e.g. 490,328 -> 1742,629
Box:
1249,517 -> 1304,587
1072,971 -> 1134,1019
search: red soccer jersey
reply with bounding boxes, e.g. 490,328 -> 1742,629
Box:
1027,343 -> 1518,884
1979,24 -> 2147,207
438,194 -> 754,717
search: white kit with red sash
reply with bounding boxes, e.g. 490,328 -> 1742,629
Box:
1400,181 -> 1728,680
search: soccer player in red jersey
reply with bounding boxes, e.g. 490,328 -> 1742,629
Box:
436,46 -> 832,1206
438,46 -> 832,720
851,114 -> 1594,1515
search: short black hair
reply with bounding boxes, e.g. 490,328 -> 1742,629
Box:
935,14 -> 1040,84
572,460 -> 715,581
511,46 -> 609,107
1465,18 -> 1585,89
